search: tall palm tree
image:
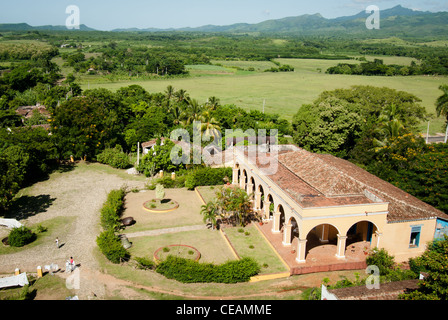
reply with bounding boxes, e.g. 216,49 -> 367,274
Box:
185,99 -> 204,125
165,85 -> 175,101
206,96 -> 220,111
436,84 -> 448,124
174,89 -> 189,105
168,104 -> 186,126
199,111 -> 221,143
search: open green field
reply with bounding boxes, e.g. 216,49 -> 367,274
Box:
82,57 -> 448,133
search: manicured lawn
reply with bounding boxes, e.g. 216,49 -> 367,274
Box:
128,229 -> 236,265
224,225 -> 289,275
122,188 -> 205,234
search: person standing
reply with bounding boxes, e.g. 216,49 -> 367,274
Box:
55,237 -> 59,249
69,257 -> 75,272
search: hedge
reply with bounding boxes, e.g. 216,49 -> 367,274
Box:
97,188 -> 130,264
155,255 -> 260,283
100,188 -> 126,231
184,167 -> 232,190
96,230 -> 129,264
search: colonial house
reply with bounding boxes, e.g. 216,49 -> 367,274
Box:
231,146 -> 448,265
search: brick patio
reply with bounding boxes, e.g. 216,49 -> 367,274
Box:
256,220 -> 368,275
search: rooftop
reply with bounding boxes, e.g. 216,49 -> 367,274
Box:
328,279 -> 419,300
240,146 -> 448,223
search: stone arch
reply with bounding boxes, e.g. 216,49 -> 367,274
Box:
282,216 -> 300,247
302,223 -> 340,262
261,192 -> 275,220
258,184 -> 265,210
240,169 -> 248,189
248,176 -> 256,195
277,204 -> 285,228
346,220 -> 378,242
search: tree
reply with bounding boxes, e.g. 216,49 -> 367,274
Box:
215,186 -> 254,227
138,139 -> 184,176
51,96 -> 123,159
436,84 -> 448,125
199,111 -> 221,145
292,97 -> 363,158
200,201 -> 219,229
401,236 -> 448,300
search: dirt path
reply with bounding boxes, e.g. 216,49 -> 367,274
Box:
0,164 -> 146,299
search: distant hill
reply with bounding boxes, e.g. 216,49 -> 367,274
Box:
1,5 -> 447,37
0,23 -> 96,32
112,5 -> 448,37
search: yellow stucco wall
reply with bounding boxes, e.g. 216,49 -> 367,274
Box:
381,219 -> 437,262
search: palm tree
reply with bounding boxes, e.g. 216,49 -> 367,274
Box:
185,99 -> 204,125
373,104 -> 406,149
200,201 -> 220,229
206,96 -> 220,111
436,84 -> 448,124
165,85 -> 175,101
199,111 -> 221,143
174,89 -> 189,105
373,119 -> 405,149
168,104 -> 186,126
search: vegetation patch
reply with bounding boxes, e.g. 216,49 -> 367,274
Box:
143,199 -> 179,212
153,244 -> 201,262
155,255 -> 260,284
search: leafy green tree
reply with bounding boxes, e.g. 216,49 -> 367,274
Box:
215,187 -> 254,227
317,86 -> 427,131
389,143 -> 448,213
138,139 -> 184,176
401,236 -> 448,300
436,84 -> 448,125
51,96 -> 123,159
292,97 -> 363,157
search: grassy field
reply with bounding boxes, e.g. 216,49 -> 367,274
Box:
81,57 -> 448,134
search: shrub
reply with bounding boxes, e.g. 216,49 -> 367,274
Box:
156,256 -> 260,283
184,167 -> 232,190
134,257 -> 155,270
147,175 -> 187,189
96,230 -> 129,264
366,248 -> 395,276
97,146 -> 131,169
8,226 -> 36,247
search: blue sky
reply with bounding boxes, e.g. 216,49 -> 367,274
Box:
0,0 -> 447,31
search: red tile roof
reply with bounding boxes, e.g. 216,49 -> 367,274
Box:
275,149 -> 448,222
328,279 -> 419,300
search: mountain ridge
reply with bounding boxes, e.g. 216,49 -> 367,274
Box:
0,5 -> 446,36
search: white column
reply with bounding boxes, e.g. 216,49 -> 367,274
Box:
232,168 -> 239,185
272,212 -> 281,234
296,239 -> 307,263
336,235 -> 347,259
282,222 -> 292,246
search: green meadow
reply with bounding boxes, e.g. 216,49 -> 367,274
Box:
81,57 -> 448,134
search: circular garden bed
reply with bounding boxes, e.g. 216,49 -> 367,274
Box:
154,244 -> 201,263
143,199 -> 179,213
